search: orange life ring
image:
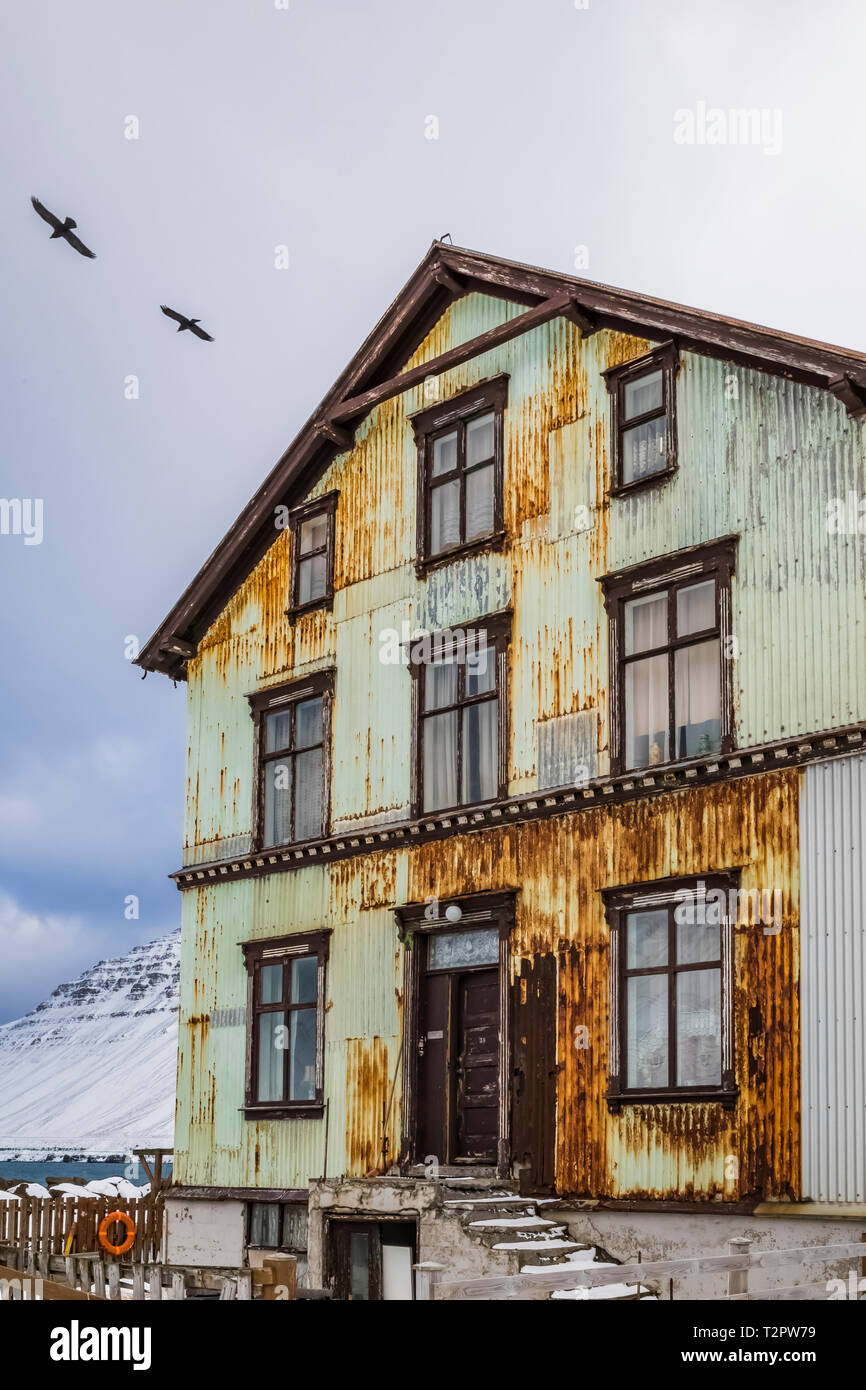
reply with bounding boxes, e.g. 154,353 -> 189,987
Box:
98,1210 -> 136,1256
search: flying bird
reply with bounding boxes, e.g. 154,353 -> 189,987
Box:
30,197 -> 96,258
160,305 -> 214,341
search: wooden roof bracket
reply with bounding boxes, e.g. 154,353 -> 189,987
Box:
430,261 -> 465,298
562,293 -> 597,337
313,419 -> 355,452
828,373 -> 866,419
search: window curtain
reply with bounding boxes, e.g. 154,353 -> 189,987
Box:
462,699 -> 498,803
674,641 -> 721,757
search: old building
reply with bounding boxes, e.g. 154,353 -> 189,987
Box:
138,243 -> 866,1297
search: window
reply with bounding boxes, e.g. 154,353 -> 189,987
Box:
242,931 -> 329,1117
603,877 -> 737,1109
604,342 -> 678,492
287,492 -> 338,615
411,376 -> 507,569
248,673 -> 332,848
248,1201 -> 308,1252
600,538 -> 736,775
408,614 -> 510,815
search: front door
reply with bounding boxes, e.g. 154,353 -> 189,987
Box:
455,968 -> 499,1160
415,926 -> 501,1166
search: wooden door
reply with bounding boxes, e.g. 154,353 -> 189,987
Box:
417,971 -> 451,1164
454,968 -> 499,1161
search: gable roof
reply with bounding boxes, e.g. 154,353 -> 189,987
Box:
136,240 -> 866,679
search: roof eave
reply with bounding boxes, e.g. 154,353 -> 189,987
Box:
136,241 -> 866,679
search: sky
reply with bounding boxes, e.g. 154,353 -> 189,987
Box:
1,0 -> 864,1021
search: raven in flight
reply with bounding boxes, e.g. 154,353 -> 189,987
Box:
160,305 -> 214,341
31,198 -> 96,258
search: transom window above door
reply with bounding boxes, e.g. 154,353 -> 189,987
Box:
411,376 -> 508,570
600,538 -> 737,776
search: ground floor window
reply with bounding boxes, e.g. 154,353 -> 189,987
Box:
603,874 -> 738,1110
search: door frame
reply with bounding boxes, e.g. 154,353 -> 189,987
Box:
326,1215 -> 418,1300
396,890 -> 517,1178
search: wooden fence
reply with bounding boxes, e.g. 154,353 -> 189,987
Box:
418,1235 -> 866,1301
0,1193 -> 162,1263
0,1253 -> 298,1301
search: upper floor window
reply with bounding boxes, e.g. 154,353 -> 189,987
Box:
409,614 -> 510,815
604,342 -> 678,493
601,538 -> 736,775
242,931 -> 329,1117
603,876 -> 737,1110
287,492 -> 338,616
411,377 -> 508,570
248,673 -> 332,848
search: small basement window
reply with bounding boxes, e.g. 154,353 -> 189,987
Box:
248,1201 -> 308,1253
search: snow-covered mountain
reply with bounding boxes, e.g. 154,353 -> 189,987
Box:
0,931 -> 180,1161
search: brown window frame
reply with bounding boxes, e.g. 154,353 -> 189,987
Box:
602,875 -> 738,1112
411,375 -> 508,573
600,537 -> 737,777
286,491 -> 338,618
242,930 -> 330,1119
407,611 -> 511,819
247,671 -> 333,850
603,341 -> 679,495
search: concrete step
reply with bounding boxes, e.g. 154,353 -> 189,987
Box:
443,1195 -> 532,1210
468,1216 -> 560,1233
491,1236 -> 589,1255
518,1247 -> 658,1301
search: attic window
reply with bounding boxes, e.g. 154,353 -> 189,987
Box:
411,376 -> 508,571
604,343 -> 678,494
287,492 -> 338,616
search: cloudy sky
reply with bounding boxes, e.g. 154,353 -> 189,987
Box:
1,0 -> 864,1020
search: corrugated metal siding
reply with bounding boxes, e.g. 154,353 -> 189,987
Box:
407,768 -> 800,1201
173,287 -> 864,1201
175,864 -> 405,1190
175,769 -> 802,1199
800,753 -> 866,1202
609,355 -> 866,748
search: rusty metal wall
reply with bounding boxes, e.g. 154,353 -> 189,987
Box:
175,863 -> 405,1190
174,768 -> 801,1199
407,768 -> 801,1201
800,753 -> 866,1202
174,289 -> 863,1200
183,294 -> 864,866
